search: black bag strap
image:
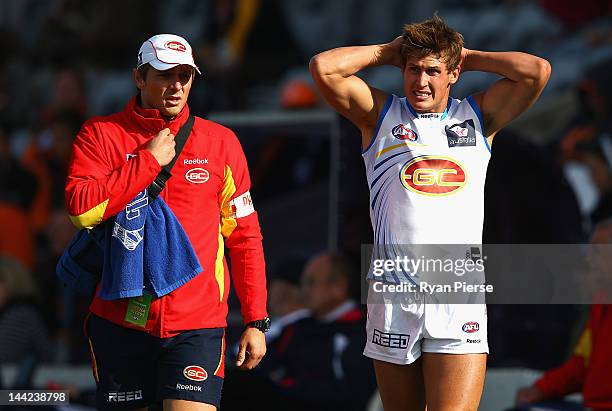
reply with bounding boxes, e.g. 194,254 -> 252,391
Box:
147,115 -> 195,200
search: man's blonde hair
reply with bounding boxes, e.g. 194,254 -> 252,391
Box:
401,13 -> 464,71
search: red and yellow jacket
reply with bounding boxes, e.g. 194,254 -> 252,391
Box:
535,305 -> 612,409
65,97 -> 267,337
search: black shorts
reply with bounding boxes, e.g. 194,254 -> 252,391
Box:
86,314 -> 225,410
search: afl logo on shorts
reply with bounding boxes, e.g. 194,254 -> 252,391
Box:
185,168 -> 209,184
462,322 -> 480,333
183,365 -> 208,381
400,156 -> 466,196
165,41 -> 186,52
392,124 -> 418,141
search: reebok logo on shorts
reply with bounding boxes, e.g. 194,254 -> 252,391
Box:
445,119 -> 476,147
176,383 -> 202,391
372,329 -> 410,348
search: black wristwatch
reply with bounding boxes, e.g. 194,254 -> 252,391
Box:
247,317 -> 271,333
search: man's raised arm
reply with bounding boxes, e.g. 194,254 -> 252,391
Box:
309,38 -> 402,145
463,49 -> 551,141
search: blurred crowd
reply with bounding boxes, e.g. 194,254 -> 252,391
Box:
0,0 -> 611,409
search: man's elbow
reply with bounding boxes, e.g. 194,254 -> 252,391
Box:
309,54 -> 325,81
532,57 -> 551,89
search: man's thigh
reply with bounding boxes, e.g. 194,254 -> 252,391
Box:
86,314 -> 158,410
157,327 -> 225,409
422,352 -> 487,411
372,358 -> 426,411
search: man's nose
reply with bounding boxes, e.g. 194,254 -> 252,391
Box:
417,72 -> 428,87
169,77 -> 183,90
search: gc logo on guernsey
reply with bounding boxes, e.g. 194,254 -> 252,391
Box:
400,155 -> 466,196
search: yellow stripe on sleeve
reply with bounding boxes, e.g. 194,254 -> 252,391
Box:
69,199 -> 109,229
573,328 -> 592,365
219,165 -> 238,238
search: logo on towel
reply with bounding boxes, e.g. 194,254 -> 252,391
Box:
126,190 -> 149,220
112,223 -> 144,251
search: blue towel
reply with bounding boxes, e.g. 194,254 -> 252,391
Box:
98,189 -> 202,300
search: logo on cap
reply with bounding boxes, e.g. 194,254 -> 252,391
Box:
165,41 -> 186,52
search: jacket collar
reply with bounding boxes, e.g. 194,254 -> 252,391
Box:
125,95 -> 190,134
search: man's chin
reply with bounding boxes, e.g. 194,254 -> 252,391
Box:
161,106 -> 183,118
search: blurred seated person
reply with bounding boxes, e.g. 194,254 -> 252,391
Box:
222,252 -> 376,411
0,256 -> 49,365
513,219 -> 612,411
266,257 -> 310,341
0,127 -> 37,269
265,252 -> 376,410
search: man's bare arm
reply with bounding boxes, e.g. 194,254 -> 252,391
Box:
310,38 -> 402,145
463,49 -> 551,141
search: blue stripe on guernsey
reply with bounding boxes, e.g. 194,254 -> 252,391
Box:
371,172 -> 393,210
467,95 -> 491,154
404,98 -> 418,117
370,157 -> 404,190
362,94 -> 394,154
373,150 -> 410,173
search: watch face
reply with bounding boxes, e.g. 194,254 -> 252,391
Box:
251,317 -> 271,332
259,317 -> 271,332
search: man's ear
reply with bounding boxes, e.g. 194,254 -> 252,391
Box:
449,67 -> 460,85
133,68 -> 145,90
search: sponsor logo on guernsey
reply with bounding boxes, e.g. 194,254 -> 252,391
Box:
372,329 -> 410,349
183,158 -> 209,165
176,383 -> 203,391
164,41 -> 186,52
445,119 -> 476,147
467,339 -> 481,343
392,124 -> 418,142
462,322 -> 480,333
185,168 -> 209,184
418,113 -> 441,119
108,390 -> 143,402
183,365 -> 208,382
400,156 -> 466,196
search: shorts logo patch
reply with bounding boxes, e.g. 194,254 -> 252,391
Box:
462,321 -> 480,333
183,365 -> 208,381
392,124 -> 418,141
372,329 -> 409,348
445,119 -> 476,147
467,339 -> 481,343
107,390 -> 143,402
